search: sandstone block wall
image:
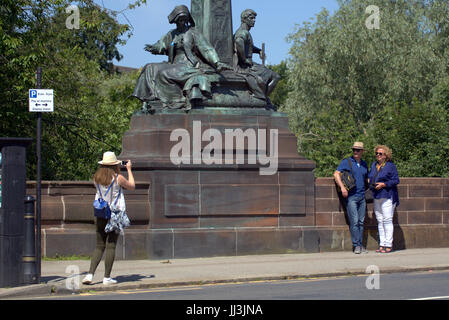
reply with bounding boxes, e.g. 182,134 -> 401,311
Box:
315,178 -> 449,227
24,177 -> 449,259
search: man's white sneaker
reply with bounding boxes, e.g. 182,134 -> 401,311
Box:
103,277 -> 118,285
82,273 -> 93,285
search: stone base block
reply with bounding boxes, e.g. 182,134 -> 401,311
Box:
42,224 -> 449,260
119,109 -> 316,230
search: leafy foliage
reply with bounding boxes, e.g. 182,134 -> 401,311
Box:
370,99 -> 449,177
0,0 -> 142,180
40,69 -> 140,180
268,60 -> 291,108
298,103 -> 360,176
283,0 -> 449,177
2,0 -> 449,180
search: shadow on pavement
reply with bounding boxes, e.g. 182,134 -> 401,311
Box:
115,274 -> 155,283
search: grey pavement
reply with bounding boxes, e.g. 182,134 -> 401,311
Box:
1,247 -> 449,299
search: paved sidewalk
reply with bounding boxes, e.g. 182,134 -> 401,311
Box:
1,248 -> 449,299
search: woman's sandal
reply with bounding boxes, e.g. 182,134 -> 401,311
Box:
376,246 -> 384,253
380,247 -> 392,253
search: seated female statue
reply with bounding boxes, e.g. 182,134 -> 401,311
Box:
132,5 -> 228,111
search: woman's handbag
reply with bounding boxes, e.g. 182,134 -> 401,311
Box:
93,176 -> 118,219
369,162 -> 384,191
105,187 -> 131,234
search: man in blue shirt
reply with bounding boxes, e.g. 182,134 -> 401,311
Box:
333,142 -> 368,254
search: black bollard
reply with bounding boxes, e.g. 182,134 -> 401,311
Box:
0,137 -> 32,288
22,195 -> 38,284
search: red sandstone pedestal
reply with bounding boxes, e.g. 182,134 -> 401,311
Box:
116,109 -> 317,258
119,109 -> 316,230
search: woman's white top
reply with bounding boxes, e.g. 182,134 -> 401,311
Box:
94,175 -> 126,212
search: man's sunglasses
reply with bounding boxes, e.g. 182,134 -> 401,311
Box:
352,149 -> 363,152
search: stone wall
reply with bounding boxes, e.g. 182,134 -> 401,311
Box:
315,177 -> 449,250
315,178 -> 449,227
25,177 -> 449,259
26,181 -> 151,227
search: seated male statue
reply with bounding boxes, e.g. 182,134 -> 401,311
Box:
233,9 -> 280,104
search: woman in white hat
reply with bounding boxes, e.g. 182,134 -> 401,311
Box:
82,151 -> 135,285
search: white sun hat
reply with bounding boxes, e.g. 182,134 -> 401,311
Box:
98,151 -> 121,165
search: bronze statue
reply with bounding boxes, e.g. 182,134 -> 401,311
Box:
132,5 -> 228,111
132,4 -> 279,111
233,9 -> 280,102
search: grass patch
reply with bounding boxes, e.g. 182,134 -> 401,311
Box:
42,254 -> 91,261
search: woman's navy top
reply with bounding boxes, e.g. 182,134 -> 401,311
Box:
368,161 -> 400,206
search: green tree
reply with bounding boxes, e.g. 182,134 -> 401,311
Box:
284,0 -> 449,176
286,0 -> 448,126
369,100 -> 449,177
46,1 -> 131,72
41,69 -> 140,180
298,102 -> 361,176
0,0 -> 145,180
268,60 -> 291,108
429,76 -> 449,115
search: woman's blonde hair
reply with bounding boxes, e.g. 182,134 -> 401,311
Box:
93,165 -> 119,186
374,145 -> 393,162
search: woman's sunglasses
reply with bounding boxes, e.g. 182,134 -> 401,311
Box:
375,152 -> 384,156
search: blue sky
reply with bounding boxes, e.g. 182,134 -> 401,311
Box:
96,0 -> 339,68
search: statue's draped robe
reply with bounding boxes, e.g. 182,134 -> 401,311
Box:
132,26 -> 220,109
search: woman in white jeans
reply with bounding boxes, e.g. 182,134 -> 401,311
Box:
368,145 -> 400,253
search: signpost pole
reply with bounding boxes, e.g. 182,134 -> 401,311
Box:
35,67 -> 42,282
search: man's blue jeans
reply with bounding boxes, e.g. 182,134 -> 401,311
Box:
346,194 -> 366,248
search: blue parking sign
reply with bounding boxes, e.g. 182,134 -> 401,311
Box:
29,89 -> 54,112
